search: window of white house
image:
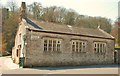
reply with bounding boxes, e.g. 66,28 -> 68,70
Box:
43,38 -> 62,52
94,42 -> 106,54
72,40 -> 87,53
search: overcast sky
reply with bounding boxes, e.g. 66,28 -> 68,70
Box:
0,0 -> 119,22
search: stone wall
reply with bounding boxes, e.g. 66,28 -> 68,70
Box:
25,30 -> 114,67
12,21 -> 26,64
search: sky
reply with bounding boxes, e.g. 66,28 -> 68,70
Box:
0,0 -> 119,22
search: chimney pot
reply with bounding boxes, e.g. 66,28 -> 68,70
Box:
21,2 -> 26,9
19,2 -> 27,21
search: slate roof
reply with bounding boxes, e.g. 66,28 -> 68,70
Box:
26,18 -> 43,30
25,18 -> 114,39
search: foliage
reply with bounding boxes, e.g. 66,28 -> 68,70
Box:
115,44 -> 120,48
2,33 -> 7,54
111,26 -> 118,38
7,1 -> 18,12
2,12 -> 19,53
110,22 -> 120,48
28,2 -> 42,19
27,3 -> 112,33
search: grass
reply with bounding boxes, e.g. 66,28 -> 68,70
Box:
115,43 -> 120,48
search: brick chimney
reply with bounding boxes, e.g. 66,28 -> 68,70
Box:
19,2 -> 27,21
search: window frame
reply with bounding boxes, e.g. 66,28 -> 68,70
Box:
71,40 -> 87,53
93,42 -> 106,54
43,38 -> 62,52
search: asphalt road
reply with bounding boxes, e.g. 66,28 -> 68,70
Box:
0,56 -> 120,74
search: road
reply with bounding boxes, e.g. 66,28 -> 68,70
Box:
0,56 -> 119,74
3,66 -> 119,74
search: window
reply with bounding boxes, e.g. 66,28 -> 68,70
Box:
19,33 -> 21,43
94,42 -> 106,54
72,41 -> 75,52
16,49 -> 19,57
48,40 -> 52,51
43,38 -> 61,52
57,41 -> 61,51
79,42 -> 82,52
76,42 -> 79,52
72,40 -> 87,53
44,40 -> 47,51
53,40 -> 56,51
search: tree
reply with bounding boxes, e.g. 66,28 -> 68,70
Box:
64,9 -> 76,25
41,6 -> 57,22
1,33 -> 7,55
7,1 -> 18,13
27,2 -> 112,33
110,21 -> 120,47
28,2 -> 42,19
118,18 -> 120,46
2,12 -> 19,53
54,7 -> 66,23
0,33 -> 2,56
97,17 -> 112,33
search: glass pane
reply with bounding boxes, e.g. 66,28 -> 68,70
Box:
57,44 -> 60,51
100,44 -> 102,53
48,40 -> 52,51
76,42 -> 78,52
79,42 -> 82,52
83,42 -> 86,52
44,40 -> 47,51
53,40 -> 56,51
97,44 -> 99,53
72,45 -> 75,52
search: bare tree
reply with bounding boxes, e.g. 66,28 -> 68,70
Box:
7,1 -> 17,13
28,2 -> 42,19
118,18 -> 120,46
64,9 -> 76,25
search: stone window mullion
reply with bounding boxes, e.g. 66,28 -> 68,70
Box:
75,41 -> 76,52
51,40 -> 53,52
78,41 -> 80,52
81,42 -> 83,52
47,39 -> 48,51
102,44 -> 104,53
55,40 -> 57,51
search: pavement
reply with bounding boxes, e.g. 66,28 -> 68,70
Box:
0,56 -> 19,72
3,66 -> 119,74
0,56 -> 119,74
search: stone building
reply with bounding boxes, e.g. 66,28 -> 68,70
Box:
12,2 -> 115,67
